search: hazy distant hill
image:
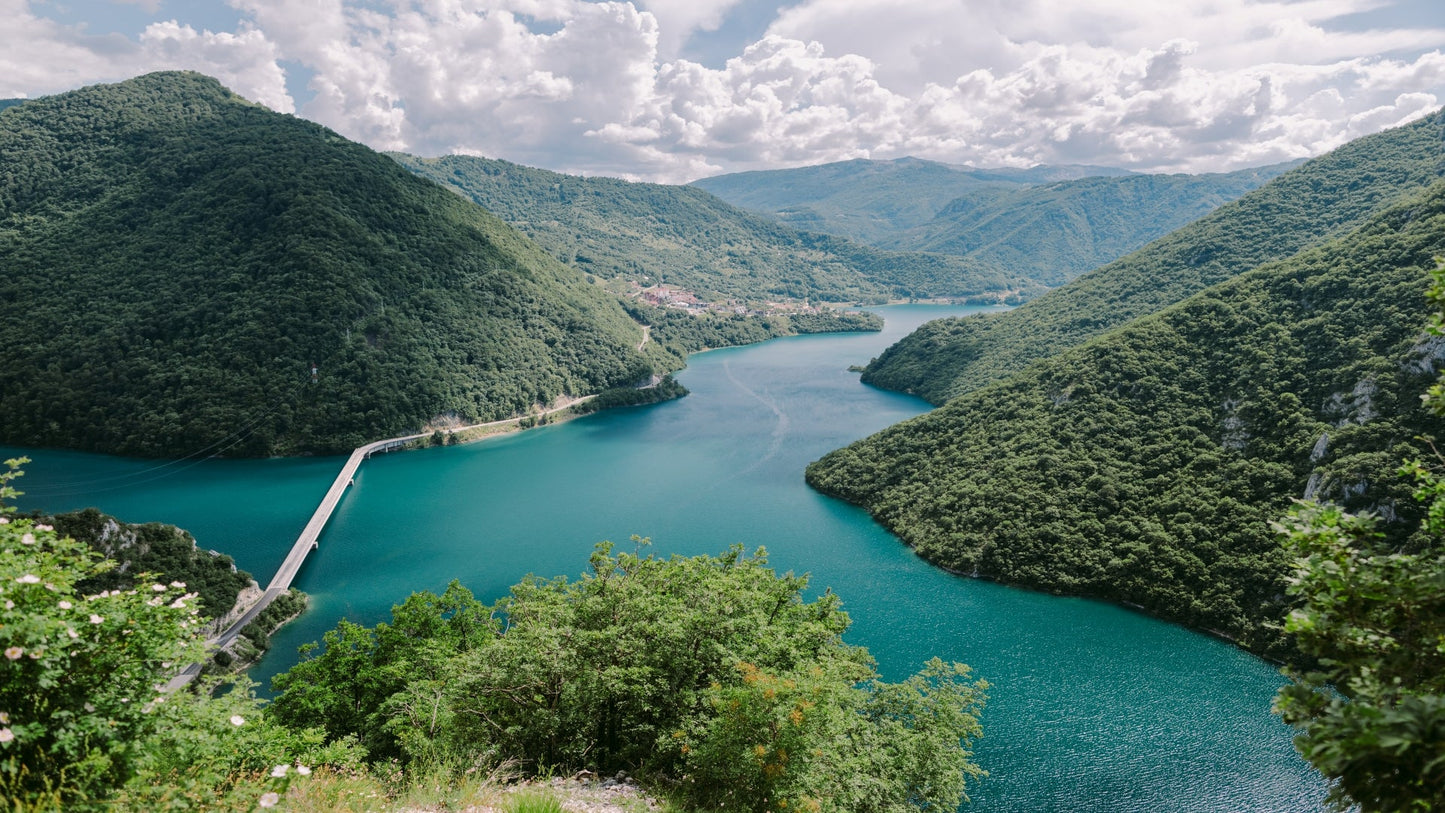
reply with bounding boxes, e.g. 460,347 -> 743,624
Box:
691,157 -> 1131,243
394,154 -> 1031,302
886,163 -> 1297,286
692,156 -> 1290,289
810,178 -> 1445,659
0,72 -> 676,457
863,111 -> 1445,403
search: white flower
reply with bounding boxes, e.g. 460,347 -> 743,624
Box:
35,524 -> 51,532
169,581 -> 186,588
66,628 -> 78,639
58,600 -> 71,610
230,715 -> 245,727
0,712 -> 8,723
16,575 -> 39,584
3,647 -> 21,660
84,703 -> 95,712
169,598 -> 186,609
0,728 -> 12,743
89,614 -> 103,624
270,764 -> 288,778
20,534 -> 34,545
296,765 -> 311,776
151,584 -> 166,592
0,516 -> 9,524
258,792 -> 280,808
4,601 -> 12,609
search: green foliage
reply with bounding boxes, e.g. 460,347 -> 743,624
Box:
0,72 -> 666,457
864,110 -> 1445,403
506,788 -> 566,813
1270,259 -> 1445,813
394,153 -> 1027,301
269,541 -> 987,812
0,457 -> 357,808
808,179 -> 1445,660
29,506 -> 253,621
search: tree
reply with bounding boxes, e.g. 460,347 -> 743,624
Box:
1272,260 -> 1445,812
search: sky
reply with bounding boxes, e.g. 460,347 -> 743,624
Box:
4,0 -> 1445,183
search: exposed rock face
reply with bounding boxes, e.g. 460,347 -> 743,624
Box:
1323,378 -> 1379,426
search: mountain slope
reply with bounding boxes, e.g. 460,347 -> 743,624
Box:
808,179 -> 1445,658
690,157 -> 1132,244
393,154 -> 1027,302
0,72 -> 670,457
863,111 -> 1445,403
888,163 -> 1296,286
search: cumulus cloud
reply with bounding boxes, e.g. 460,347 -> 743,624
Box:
0,0 -> 290,111
3,0 -> 1444,183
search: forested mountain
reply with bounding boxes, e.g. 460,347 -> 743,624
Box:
690,156 -> 1130,244
0,72 -> 680,457
394,154 -> 1027,302
885,163 -> 1296,286
808,179 -> 1445,659
692,156 -> 1290,291
864,111 -> 1445,403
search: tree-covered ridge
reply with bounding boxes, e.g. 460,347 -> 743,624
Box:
691,156 -> 1131,244
862,110 -> 1445,403
0,72 -> 679,457
808,179 -> 1445,659
888,163 -> 1297,286
393,153 -> 1029,302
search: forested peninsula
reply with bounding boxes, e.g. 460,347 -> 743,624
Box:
810,176 -> 1445,660
861,110 -> 1445,403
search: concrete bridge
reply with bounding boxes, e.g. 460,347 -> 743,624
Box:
166,396 -> 596,690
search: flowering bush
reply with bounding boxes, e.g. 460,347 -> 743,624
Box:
0,458 -> 362,808
0,457 -> 210,804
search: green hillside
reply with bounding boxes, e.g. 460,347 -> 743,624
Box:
0,72 -> 676,457
862,111 -> 1445,403
808,180 -> 1445,659
888,163 -> 1296,286
394,153 -> 1027,302
691,156 -> 1130,244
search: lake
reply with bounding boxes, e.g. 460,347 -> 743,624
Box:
5,304 -> 1326,811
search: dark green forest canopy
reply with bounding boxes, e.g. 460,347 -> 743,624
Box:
863,110 -> 1445,404
393,153 -> 1029,302
0,72 -> 685,457
808,179 -> 1445,660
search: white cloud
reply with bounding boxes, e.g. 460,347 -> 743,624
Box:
3,0 -> 1444,183
0,0 -> 290,110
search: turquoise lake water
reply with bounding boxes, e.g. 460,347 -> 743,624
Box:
5,305 -> 1326,811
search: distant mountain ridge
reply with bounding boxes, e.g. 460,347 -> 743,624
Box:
0,72 -> 675,457
692,155 -> 1293,289
394,153 -> 1030,302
